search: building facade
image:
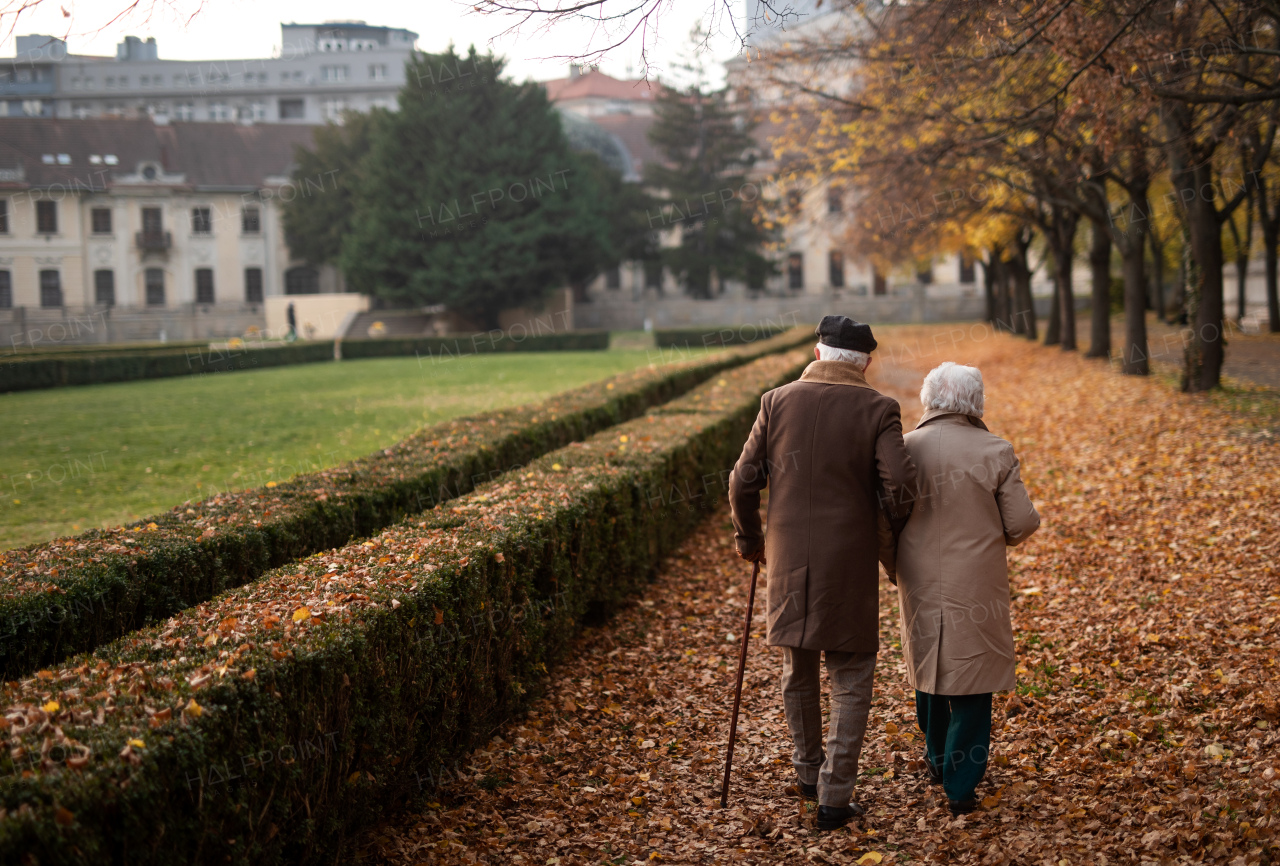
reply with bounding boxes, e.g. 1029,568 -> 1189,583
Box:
2,22 -> 416,124
0,117 -> 342,346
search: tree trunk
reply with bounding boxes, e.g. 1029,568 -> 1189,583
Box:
1148,227 -> 1166,321
1163,110 -> 1226,390
1116,178 -> 1152,376
1087,218 -> 1112,358
1121,235 -> 1149,375
1183,166 -> 1227,391
982,253 -> 999,325
1265,220 -> 1280,332
1044,276 -> 1061,346
1008,231 -> 1037,340
1048,208 -> 1079,350
1259,176 -> 1280,332
996,257 -> 1013,330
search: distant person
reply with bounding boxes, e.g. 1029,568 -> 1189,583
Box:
889,362 -> 1040,817
729,316 -> 917,830
286,302 -> 297,341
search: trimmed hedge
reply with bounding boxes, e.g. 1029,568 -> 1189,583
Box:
0,344 -> 809,865
0,329 -> 813,681
653,323 -> 792,349
338,330 -> 608,360
0,332 -> 612,393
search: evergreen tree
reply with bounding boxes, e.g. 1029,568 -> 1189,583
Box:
279,109 -> 383,266
340,47 -> 612,327
644,82 -> 773,298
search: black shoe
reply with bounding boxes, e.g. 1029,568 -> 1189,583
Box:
924,757 -> 943,786
816,802 -> 866,831
798,781 -> 817,799
948,798 -> 977,817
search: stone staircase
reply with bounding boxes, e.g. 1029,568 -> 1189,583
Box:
342,310 -> 441,339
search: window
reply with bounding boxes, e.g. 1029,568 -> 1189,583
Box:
247,101 -> 267,121
72,103 -> 93,119
244,267 -> 264,303
959,255 -> 976,284
368,63 -> 387,80
828,251 -> 845,289
321,99 -> 347,121
36,200 -> 57,234
826,186 -> 844,214
22,100 -> 44,117
0,199 -> 7,234
191,207 -> 212,234
643,260 -> 663,290
174,103 -> 194,121
605,266 -> 621,289
0,270 -> 11,308
208,102 -> 231,121
241,206 -> 261,233
91,207 -> 112,234
195,268 -> 215,304
284,266 -> 320,295
787,253 -> 803,291
279,98 -> 305,120
39,270 -> 62,307
142,207 -> 163,234
94,270 -> 115,306
873,268 -> 887,296
321,65 -> 348,82
915,265 -> 934,285
145,268 -> 165,306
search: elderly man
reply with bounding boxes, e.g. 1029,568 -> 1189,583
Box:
729,316 -> 917,830
892,362 -> 1040,817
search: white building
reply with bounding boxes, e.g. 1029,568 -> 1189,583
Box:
2,21 -> 416,124
0,117 -> 344,346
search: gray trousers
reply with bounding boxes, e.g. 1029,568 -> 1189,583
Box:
781,646 -> 877,808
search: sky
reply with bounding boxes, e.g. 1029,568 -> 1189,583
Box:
0,0 -> 750,85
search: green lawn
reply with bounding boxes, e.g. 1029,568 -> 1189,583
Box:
0,346 -> 694,550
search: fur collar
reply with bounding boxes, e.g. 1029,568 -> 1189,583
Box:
799,360 -> 875,390
916,407 -> 990,431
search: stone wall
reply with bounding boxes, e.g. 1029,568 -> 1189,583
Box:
574,288 -> 1078,331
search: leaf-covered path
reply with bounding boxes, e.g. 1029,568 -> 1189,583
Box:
359,328 -> 1279,865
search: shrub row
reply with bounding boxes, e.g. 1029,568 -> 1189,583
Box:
0,344 -> 811,865
337,330 -> 609,360
653,323 -> 791,349
0,329 -> 813,681
0,332 -> 612,393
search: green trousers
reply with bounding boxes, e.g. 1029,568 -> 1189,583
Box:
915,690 -> 992,803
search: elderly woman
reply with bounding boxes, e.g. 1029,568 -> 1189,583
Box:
891,362 -> 1039,817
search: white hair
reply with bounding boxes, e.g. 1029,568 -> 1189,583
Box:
920,362 -> 984,417
816,342 -> 871,371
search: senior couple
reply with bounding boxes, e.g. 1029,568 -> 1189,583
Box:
729,315 -> 1040,829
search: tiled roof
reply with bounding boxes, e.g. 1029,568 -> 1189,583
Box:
0,118 -> 162,188
543,69 -> 663,104
0,117 -> 318,189
155,122 -> 318,187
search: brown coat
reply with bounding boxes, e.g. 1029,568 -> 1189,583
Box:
729,360 -> 917,652
895,409 -> 1040,695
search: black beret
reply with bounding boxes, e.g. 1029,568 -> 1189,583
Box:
815,315 -> 877,353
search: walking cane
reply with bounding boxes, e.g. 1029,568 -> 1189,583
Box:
720,559 -> 761,808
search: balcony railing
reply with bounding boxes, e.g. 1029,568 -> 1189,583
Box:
135,230 -> 171,251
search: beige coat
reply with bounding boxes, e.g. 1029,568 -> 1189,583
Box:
730,360 -> 917,652
894,409 -> 1040,695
